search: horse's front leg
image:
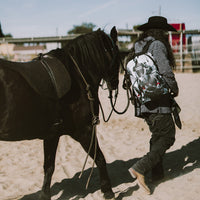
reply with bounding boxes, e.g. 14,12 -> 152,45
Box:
40,136 -> 59,200
95,139 -> 114,199
77,126 -> 114,199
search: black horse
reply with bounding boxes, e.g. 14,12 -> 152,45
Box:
0,27 -> 120,199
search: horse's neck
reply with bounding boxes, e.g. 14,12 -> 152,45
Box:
48,48 -> 66,64
70,57 -> 101,90
62,45 -> 102,92
80,68 -> 101,95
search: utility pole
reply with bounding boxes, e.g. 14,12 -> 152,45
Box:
159,5 -> 161,16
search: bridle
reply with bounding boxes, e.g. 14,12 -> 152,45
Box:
99,37 -> 132,121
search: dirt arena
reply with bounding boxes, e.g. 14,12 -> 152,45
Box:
0,73 -> 199,200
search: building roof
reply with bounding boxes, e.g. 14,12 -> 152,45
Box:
13,45 -> 45,51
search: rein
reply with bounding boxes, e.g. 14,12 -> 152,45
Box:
98,89 -> 117,122
99,58 -> 132,119
69,54 -> 99,189
97,35 -> 131,120
68,34 -> 131,188
108,59 -> 132,115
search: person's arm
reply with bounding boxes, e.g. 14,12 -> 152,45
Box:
149,40 -> 179,97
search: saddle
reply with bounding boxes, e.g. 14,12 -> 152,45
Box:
6,55 -> 71,99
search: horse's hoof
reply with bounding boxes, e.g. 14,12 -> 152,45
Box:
40,192 -> 51,200
103,190 -> 115,199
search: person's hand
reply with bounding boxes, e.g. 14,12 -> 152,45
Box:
170,91 -> 178,98
122,74 -> 131,90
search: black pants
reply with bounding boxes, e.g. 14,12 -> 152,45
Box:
132,113 -> 175,175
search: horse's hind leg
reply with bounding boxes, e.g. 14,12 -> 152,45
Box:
77,127 -> 114,199
40,136 -> 59,200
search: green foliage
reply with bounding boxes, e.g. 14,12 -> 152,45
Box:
4,33 -> 13,38
68,22 -> 96,34
133,25 -> 141,31
0,22 -> 13,37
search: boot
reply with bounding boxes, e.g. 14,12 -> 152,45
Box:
129,168 -> 151,195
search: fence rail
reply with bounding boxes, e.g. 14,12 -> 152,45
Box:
0,33 -> 200,72
172,42 -> 200,72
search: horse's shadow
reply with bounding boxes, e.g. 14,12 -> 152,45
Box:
20,137 -> 200,200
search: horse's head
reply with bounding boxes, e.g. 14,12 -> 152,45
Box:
100,27 -> 120,91
63,27 -> 120,91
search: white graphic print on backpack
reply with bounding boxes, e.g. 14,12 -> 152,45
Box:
127,52 -> 169,104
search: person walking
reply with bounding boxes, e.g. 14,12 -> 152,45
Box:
125,16 -> 179,194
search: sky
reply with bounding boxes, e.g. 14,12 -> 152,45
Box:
0,0 -> 200,38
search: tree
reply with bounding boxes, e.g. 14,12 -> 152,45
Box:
4,33 -> 13,37
68,22 -> 96,34
0,22 -> 12,38
0,22 -> 5,37
133,25 -> 141,31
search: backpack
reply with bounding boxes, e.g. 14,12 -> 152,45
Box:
127,40 -> 169,104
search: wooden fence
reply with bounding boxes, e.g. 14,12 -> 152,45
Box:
1,31 -> 200,72
172,42 -> 200,72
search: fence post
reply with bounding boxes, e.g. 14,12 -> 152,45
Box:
180,24 -> 184,72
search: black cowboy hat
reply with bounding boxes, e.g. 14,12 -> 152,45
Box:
137,16 -> 177,32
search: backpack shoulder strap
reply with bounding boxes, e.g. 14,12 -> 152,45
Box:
142,40 -> 154,53
135,40 -> 155,57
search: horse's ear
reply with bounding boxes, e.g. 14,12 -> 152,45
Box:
110,26 -> 118,43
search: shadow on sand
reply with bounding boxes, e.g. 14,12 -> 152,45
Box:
20,137 -> 200,200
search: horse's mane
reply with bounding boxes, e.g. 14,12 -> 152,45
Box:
47,29 -> 113,81
63,30 -> 112,69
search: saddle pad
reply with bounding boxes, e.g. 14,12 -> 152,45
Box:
4,56 -> 71,99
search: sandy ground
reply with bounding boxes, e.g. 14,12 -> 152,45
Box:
0,73 -> 199,200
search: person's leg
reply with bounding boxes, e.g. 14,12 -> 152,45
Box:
150,136 -> 165,181
149,114 -> 175,181
129,113 -> 175,191
151,157 -> 164,181
132,114 -> 175,173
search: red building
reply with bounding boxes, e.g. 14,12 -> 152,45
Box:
170,23 -> 186,47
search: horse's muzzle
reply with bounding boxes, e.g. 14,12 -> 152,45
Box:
107,79 -> 119,91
